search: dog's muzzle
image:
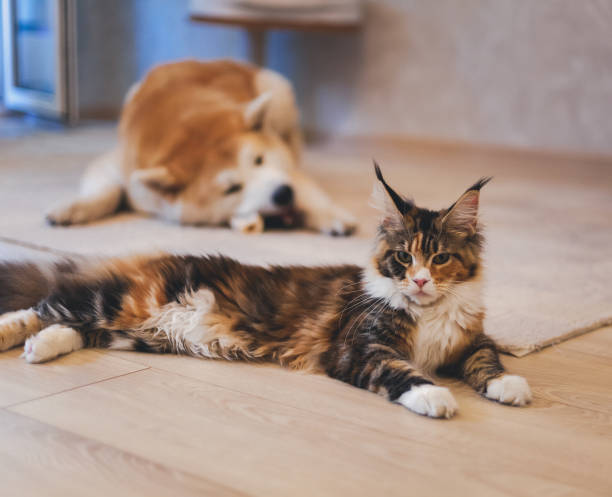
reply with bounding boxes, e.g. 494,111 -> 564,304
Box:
271,184 -> 294,207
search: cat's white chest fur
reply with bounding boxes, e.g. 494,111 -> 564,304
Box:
411,280 -> 484,373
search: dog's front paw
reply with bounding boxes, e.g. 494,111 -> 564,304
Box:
46,200 -> 88,226
230,213 -> 264,234
397,385 -> 458,419
486,375 -> 532,406
312,207 -> 357,237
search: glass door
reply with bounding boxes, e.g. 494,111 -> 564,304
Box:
2,0 -> 77,122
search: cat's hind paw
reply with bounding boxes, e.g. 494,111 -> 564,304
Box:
486,375 -> 532,406
397,385 -> 458,419
0,309 -> 40,352
21,325 -> 83,364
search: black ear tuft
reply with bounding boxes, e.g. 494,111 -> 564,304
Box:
442,177 -> 491,235
372,160 -> 411,215
374,161 -> 384,182
466,176 -> 492,192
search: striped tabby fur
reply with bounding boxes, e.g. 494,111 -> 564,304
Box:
0,165 -> 531,418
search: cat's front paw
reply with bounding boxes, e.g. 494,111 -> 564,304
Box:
486,375 -> 532,406
397,385 -> 458,419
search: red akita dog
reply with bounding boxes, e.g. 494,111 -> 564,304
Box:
47,60 -> 356,235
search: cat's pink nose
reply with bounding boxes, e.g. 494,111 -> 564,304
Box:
413,278 -> 429,289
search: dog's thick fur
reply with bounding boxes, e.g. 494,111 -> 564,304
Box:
47,60 -> 356,235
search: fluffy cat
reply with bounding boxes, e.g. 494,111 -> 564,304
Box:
0,164 -> 531,418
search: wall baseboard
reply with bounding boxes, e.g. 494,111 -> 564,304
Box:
304,129 -> 612,165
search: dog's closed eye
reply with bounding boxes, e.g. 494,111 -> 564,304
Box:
223,183 -> 243,195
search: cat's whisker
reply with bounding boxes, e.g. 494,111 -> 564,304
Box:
338,293 -> 376,324
351,300 -> 388,347
343,298 -> 381,348
337,280 -> 363,293
340,298 -> 372,317
346,298 -> 387,347
341,293 -> 372,310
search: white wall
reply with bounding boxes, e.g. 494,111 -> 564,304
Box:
75,0 -> 612,156
274,0 -> 612,155
0,6 -> 4,100
76,0 -> 249,116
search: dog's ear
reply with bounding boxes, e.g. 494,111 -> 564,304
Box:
131,167 -> 183,193
243,92 -> 272,131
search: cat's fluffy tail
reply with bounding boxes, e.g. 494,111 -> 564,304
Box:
0,258 -> 79,314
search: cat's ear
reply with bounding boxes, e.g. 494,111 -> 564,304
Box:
371,161 -> 413,228
441,177 -> 491,236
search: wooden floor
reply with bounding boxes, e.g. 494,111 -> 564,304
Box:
0,123 -> 610,495
1,324 -> 611,496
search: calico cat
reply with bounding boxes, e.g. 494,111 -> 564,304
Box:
0,164 -> 531,418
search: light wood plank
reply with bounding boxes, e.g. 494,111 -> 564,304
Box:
9,368 -> 519,497
559,325 -> 612,360
0,409 -> 244,497
0,348 -> 148,407
114,351 -> 612,494
10,366 -> 610,497
110,348 -> 612,436
503,346 -> 612,415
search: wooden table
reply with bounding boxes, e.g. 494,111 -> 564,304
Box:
189,1 -> 363,66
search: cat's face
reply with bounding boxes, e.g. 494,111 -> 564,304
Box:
366,164 -> 489,307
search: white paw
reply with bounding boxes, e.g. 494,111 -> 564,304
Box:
22,334 -> 62,363
397,385 -> 458,419
46,200 -> 90,226
22,336 -> 47,363
486,375 -> 532,406
230,213 -> 264,234
316,207 -> 357,237
21,325 -> 83,364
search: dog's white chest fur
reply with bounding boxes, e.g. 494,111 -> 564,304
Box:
412,282 -> 483,373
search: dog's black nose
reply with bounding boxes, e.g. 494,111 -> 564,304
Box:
272,184 -> 294,206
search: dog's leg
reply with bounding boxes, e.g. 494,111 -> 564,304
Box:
230,212 -> 264,234
126,167 -> 185,223
291,170 -> 357,236
46,149 -> 124,226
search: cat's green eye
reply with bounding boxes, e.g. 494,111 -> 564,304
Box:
432,253 -> 450,265
395,251 -> 413,265
254,155 -> 264,166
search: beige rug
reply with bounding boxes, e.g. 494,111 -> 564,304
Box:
1,125 -> 611,356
